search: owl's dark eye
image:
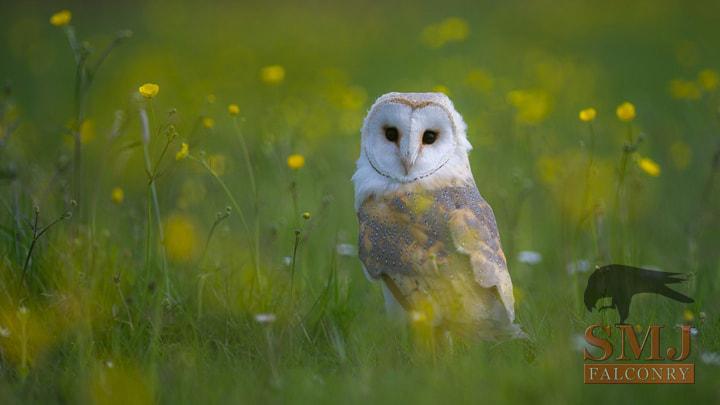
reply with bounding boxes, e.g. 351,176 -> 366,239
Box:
384,127 -> 399,143
422,130 -> 438,145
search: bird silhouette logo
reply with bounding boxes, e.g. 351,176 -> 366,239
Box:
584,264 -> 694,324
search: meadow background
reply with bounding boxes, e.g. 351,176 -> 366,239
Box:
1,0 -> 719,403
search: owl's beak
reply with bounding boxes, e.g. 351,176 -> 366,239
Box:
400,154 -> 419,175
400,146 -> 420,175
399,132 -> 420,175
400,158 -> 413,175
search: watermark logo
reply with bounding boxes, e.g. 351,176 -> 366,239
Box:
583,264 -> 695,384
583,324 -> 694,383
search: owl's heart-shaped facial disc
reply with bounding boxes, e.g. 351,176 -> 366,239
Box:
361,97 -> 459,183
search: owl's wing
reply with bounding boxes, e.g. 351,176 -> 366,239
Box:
358,187 -> 522,339
446,198 -> 516,323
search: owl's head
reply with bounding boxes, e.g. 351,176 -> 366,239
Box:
358,92 -> 472,185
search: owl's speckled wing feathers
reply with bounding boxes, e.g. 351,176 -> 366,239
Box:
358,183 -> 522,339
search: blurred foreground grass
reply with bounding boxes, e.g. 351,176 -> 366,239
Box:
1,0 -> 720,403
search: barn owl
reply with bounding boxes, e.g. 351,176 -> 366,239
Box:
352,92 -> 525,340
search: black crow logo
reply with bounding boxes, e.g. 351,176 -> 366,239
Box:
584,264 -> 694,324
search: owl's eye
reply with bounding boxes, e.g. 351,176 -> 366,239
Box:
384,127 -> 399,143
422,130 -> 438,145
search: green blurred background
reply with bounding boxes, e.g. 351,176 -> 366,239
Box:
1,0 -> 719,403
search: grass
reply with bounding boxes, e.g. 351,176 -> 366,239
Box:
1,0 -> 720,403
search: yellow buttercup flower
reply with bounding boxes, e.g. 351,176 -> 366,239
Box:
578,107 -> 597,122
637,156 -> 661,177
202,117 -> 215,129
287,154 -> 305,170
175,142 -> 189,160
50,10 -> 72,27
421,17 -> 469,48
506,89 -> 551,125
260,65 -> 285,85
683,309 -> 695,322
698,69 -> 719,91
228,104 -> 240,116
111,187 -> 124,204
164,214 -> 198,262
616,101 -> 636,122
80,119 -> 95,143
138,83 -> 159,99
669,79 -> 701,100
432,85 -> 450,95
